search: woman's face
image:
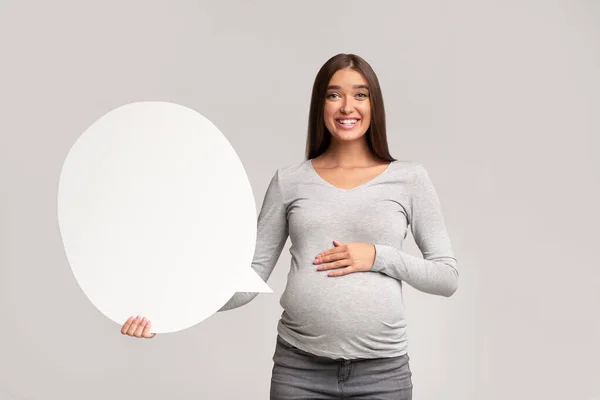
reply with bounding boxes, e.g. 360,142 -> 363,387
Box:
323,68 -> 372,143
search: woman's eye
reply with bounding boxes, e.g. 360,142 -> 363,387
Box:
326,93 -> 340,99
356,93 -> 368,99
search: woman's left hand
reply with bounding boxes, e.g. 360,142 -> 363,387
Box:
313,240 -> 376,277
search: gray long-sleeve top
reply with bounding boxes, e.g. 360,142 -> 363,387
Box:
219,159 -> 458,360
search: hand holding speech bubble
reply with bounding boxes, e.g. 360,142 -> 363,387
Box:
57,101 -> 271,334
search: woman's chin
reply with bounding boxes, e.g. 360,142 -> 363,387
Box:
330,130 -> 368,142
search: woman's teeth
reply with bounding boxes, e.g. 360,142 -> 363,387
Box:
338,119 -> 358,125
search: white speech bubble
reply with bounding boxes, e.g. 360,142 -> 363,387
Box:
57,101 -> 271,334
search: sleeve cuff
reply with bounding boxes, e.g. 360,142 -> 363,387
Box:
372,244 -> 392,273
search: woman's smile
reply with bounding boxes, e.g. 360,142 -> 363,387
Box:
335,118 -> 361,129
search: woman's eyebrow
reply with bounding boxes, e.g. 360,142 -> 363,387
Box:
326,85 -> 369,90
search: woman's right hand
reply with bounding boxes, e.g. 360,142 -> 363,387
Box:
121,315 -> 156,338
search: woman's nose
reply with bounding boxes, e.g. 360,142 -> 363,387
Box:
341,100 -> 354,113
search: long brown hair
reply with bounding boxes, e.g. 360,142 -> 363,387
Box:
305,53 -> 395,162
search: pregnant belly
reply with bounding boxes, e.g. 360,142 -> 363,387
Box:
279,269 -> 406,340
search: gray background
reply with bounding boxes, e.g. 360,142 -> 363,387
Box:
1,1 -> 598,399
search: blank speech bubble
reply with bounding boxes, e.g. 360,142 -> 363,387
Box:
57,101 -> 271,334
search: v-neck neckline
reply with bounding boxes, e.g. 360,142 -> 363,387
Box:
307,159 -> 394,192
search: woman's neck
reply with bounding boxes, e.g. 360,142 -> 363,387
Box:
316,137 -> 380,168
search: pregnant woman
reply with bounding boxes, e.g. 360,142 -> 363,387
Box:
121,53 -> 459,400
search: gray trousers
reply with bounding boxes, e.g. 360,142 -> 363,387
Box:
270,335 -> 413,400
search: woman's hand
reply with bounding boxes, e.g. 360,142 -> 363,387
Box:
313,240 -> 376,277
121,315 -> 156,339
